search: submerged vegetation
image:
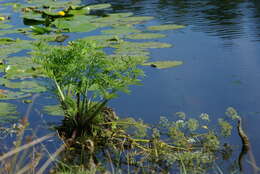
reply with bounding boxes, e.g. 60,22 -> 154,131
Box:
0,0 -> 255,173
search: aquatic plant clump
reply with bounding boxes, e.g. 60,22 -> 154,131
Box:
33,40 -> 145,138
47,109 -> 242,174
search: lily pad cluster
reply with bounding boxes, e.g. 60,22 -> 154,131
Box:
0,0 -> 186,117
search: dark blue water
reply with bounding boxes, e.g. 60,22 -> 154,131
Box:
82,0 -> 260,172
2,0 -> 260,173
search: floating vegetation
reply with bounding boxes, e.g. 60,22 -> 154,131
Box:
0,102 -> 17,123
119,16 -> 154,24
0,37 -> 16,44
30,33 -> 68,42
82,35 -> 123,47
110,41 -> 171,57
0,39 -> 33,57
53,15 -> 98,32
0,28 -> 27,36
0,22 -> 12,29
143,60 -> 183,69
0,89 -> 31,100
0,78 -> 46,93
101,25 -> 141,35
148,24 -> 186,31
125,33 -> 166,40
3,56 -> 44,79
43,105 -> 64,116
86,3 -> 111,10
112,41 -> 172,49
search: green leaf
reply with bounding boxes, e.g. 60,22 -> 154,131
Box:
102,26 -> 141,35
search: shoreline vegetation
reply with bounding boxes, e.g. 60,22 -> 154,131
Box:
0,0 -> 257,173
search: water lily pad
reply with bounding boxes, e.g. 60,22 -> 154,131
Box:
0,37 -> 16,45
143,61 -> 183,69
82,35 -> 123,47
22,11 -> 46,25
30,33 -> 60,41
114,48 -> 150,57
68,8 -> 90,15
90,13 -> 145,26
0,39 -> 33,57
119,16 -> 154,24
0,22 -> 12,29
53,15 -> 98,32
86,3 -> 111,10
112,41 -> 172,49
108,12 -> 134,18
125,33 -> 166,40
102,26 -> 141,35
148,24 -> 185,31
0,78 -> 46,93
0,89 -> 31,100
26,0 -> 81,9
0,28 -> 27,36
111,41 -> 171,57
4,57 -> 44,79
43,104 -> 64,116
30,25 -> 52,35
0,102 -> 18,123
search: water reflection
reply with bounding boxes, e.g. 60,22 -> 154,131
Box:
84,0 -> 260,43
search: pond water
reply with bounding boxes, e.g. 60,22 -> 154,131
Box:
1,0 -> 260,173
91,0 -> 260,173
